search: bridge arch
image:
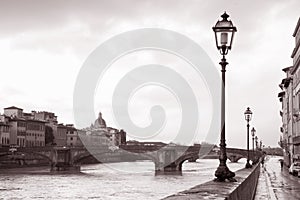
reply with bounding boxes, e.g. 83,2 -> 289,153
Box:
226,148 -> 263,163
227,153 -> 245,162
72,150 -> 159,164
73,151 -> 112,164
175,152 -> 199,171
0,151 -> 52,163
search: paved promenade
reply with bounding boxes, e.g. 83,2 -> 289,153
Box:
255,156 -> 300,199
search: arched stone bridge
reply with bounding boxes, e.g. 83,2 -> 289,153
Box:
0,146 -> 92,171
0,145 -> 262,173
226,148 -> 263,163
68,144 -> 201,175
0,144 -> 200,174
120,144 -> 200,175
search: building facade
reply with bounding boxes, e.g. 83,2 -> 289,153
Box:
56,124 -> 67,146
0,107 -> 88,148
9,118 -> 27,147
0,122 -> 10,147
279,68 -> 293,166
0,107 -> 119,149
33,111 -> 58,124
25,119 -> 45,147
2,106 -> 46,147
66,124 -> 82,147
279,17 -> 300,166
33,111 -> 69,146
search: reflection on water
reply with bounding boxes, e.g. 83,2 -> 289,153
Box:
0,159 -> 246,200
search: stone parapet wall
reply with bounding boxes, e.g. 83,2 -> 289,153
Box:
163,162 -> 260,200
228,163 -> 260,200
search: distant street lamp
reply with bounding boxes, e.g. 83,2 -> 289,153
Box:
213,12 -> 237,182
255,135 -> 258,150
251,127 -> 256,163
244,107 -> 253,168
260,140 -> 263,150
251,127 -> 256,152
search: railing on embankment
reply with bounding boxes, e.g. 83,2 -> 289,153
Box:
162,162 -> 261,200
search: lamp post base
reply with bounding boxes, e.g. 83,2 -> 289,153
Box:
214,165 -> 236,182
245,162 -> 252,168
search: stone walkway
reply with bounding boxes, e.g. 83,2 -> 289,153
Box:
255,156 -> 300,200
254,157 -> 276,199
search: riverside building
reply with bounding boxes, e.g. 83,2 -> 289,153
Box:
279,17 -> 300,166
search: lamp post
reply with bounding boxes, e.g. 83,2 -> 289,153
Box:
260,140 -> 263,150
244,107 -> 253,168
251,127 -> 256,153
255,135 -> 258,150
213,12 -> 237,182
251,127 -> 256,163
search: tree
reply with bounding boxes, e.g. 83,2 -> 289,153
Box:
45,125 -> 54,145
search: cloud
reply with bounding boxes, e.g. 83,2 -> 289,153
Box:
0,0 -> 299,147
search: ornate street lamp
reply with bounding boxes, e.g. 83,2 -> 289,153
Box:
251,127 -> 256,152
251,127 -> 256,163
213,12 -> 237,56
213,12 -> 237,182
255,135 -> 258,150
244,107 -> 253,168
260,140 -> 263,150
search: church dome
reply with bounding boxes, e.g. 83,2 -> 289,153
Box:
94,112 -> 107,128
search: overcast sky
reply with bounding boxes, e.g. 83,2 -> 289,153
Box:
0,0 -> 299,148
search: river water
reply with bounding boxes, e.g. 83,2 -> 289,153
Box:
0,159 -> 246,200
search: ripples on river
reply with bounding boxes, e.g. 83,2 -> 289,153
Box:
0,159 -> 246,199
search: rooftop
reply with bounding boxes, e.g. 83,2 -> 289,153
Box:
293,17 -> 300,37
282,66 -> 293,72
4,106 -> 23,110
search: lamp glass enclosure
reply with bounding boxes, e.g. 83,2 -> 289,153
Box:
213,12 -> 237,55
244,107 -> 252,121
251,127 -> 256,137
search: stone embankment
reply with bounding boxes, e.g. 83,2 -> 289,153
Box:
163,162 -> 260,200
